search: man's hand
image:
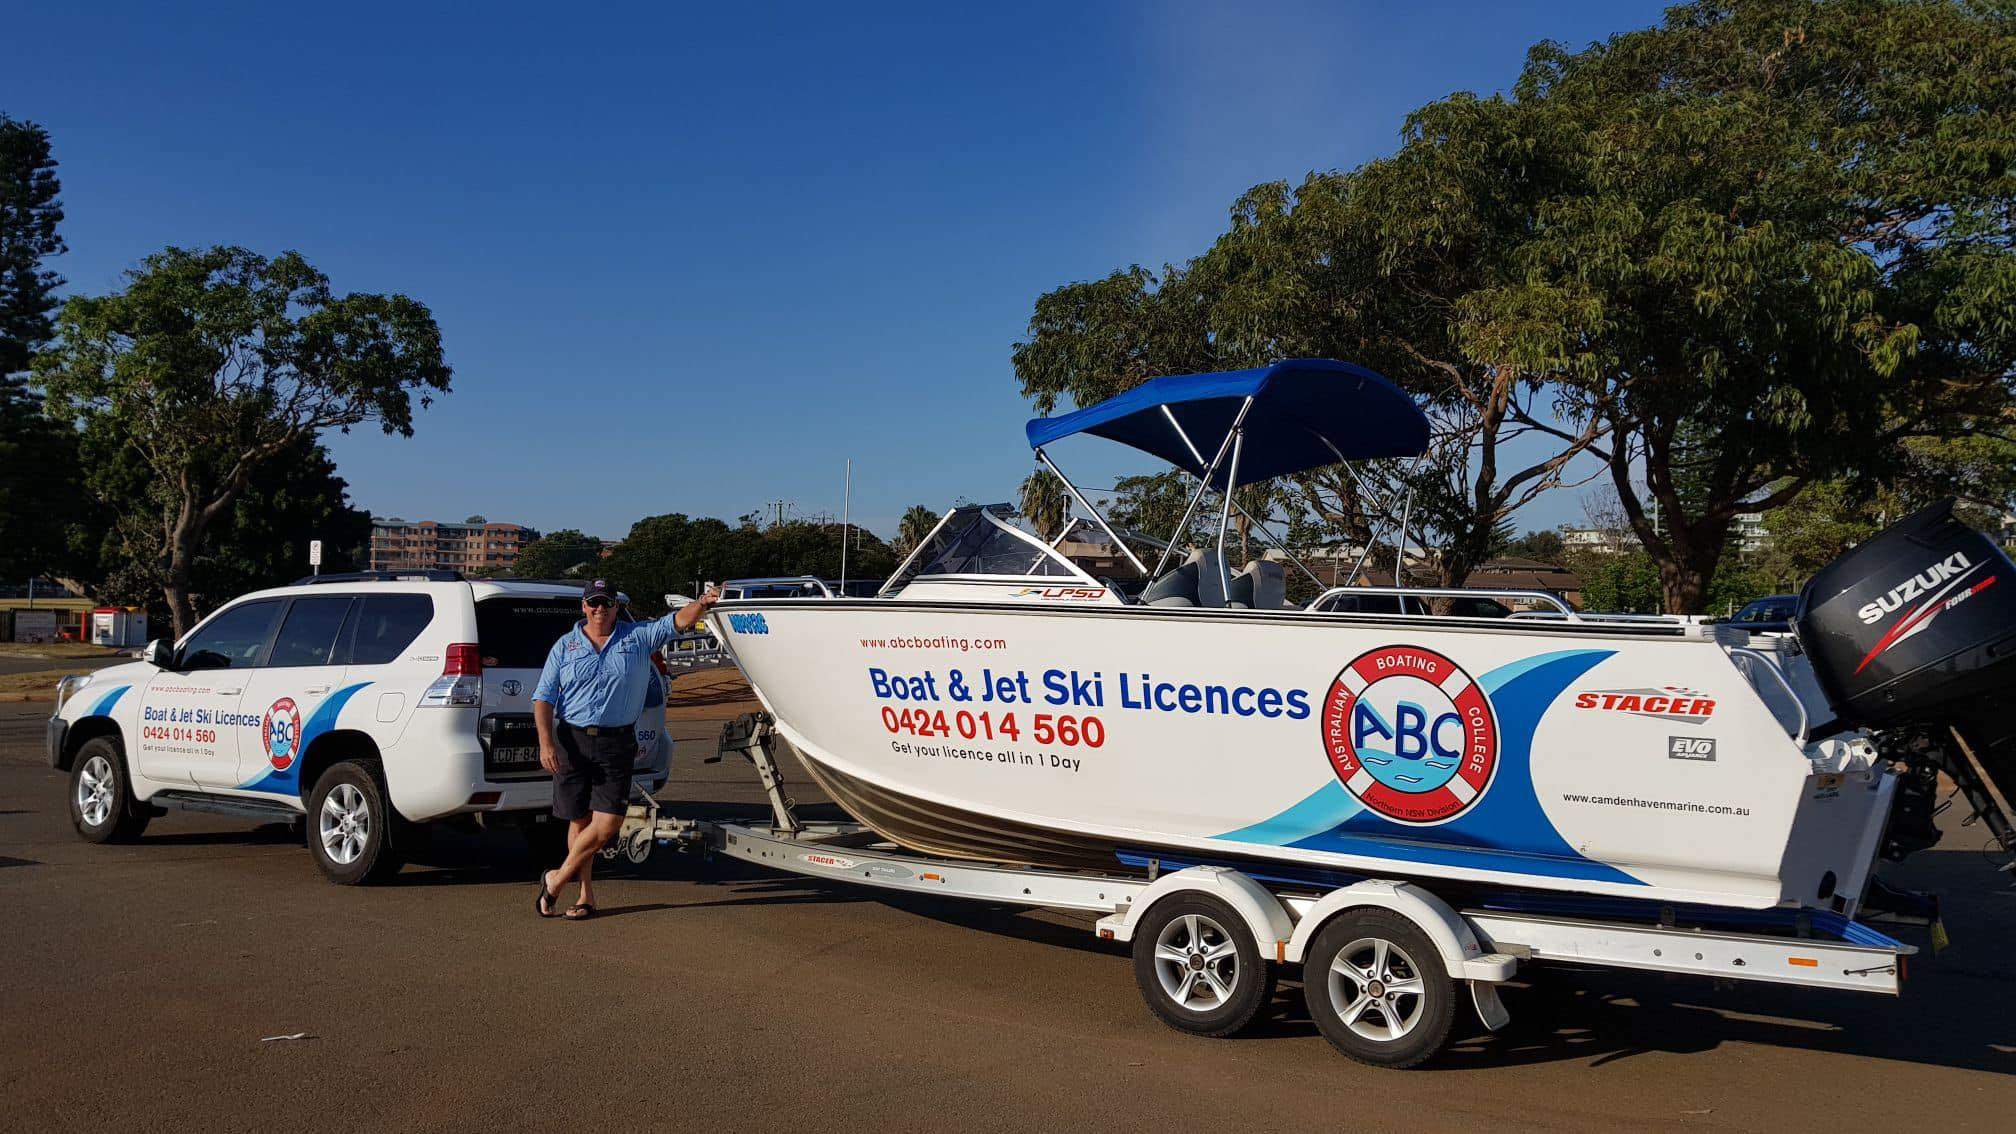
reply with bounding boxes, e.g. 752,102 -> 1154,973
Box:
533,701 -> 560,774
674,585 -> 723,633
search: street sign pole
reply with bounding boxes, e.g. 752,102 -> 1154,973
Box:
308,539 -> 323,577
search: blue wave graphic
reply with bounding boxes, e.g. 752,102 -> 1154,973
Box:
1213,649 -> 1640,885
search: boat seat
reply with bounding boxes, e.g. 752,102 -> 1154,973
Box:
1141,560 -> 1199,607
1227,559 -> 1286,609
1195,549 -> 1232,608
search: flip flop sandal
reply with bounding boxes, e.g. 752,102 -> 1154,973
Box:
534,873 -> 561,919
564,903 -> 596,921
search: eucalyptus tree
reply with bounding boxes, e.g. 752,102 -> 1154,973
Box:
37,246 -> 451,634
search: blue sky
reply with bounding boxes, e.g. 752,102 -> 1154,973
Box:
11,1 -> 1667,540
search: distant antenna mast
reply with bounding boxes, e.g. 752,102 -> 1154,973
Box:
840,458 -> 852,589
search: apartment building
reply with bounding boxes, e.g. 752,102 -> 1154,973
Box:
369,516 -> 541,573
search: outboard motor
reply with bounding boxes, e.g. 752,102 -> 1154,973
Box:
1797,499 -> 2016,862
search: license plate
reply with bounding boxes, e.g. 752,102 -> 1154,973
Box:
491,745 -> 538,767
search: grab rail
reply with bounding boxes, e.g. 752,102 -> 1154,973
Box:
1307,586 -> 1577,618
1728,647 -> 1809,746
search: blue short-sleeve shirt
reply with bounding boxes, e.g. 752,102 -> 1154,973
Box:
532,613 -> 684,727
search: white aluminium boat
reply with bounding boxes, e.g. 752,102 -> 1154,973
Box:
712,360 -> 2016,917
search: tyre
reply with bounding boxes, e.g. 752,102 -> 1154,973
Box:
1301,908 -> 1456,1069
68,737 -> 150,843
1130,893 -> 1274,1037
306,761 -> 404,885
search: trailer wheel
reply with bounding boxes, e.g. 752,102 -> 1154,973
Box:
1130,893 -> 1273,1037
1302,909 -> 1456,1069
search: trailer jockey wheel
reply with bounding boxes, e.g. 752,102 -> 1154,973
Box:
1130,893 -> 1273,1038
1302,908 -> 1457,1069
624,828 -> 653,864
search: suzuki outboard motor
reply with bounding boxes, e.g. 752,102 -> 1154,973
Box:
1797,499 -> 2016,861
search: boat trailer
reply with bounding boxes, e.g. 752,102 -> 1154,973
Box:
604,713 -> 1923,1068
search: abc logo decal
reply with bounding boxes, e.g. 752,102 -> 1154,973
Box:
262,697 -> 302,771
1320,645 -> 1498,825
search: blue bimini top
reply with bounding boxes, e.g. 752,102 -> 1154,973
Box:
1023,358 -> 1428,489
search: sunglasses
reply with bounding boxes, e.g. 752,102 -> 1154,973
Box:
585,597 -> 615,609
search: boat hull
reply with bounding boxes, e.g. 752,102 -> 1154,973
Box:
717,600 -> 1895,911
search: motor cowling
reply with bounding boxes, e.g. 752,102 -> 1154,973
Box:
1797,499 -> 2016,861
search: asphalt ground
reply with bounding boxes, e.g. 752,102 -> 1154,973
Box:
4,696 -> 2014,1133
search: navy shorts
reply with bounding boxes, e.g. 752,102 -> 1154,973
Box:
553,723 -> 636,820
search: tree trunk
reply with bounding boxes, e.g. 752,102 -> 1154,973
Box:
1654,526 -> 1727,614
164,516 -> 200,638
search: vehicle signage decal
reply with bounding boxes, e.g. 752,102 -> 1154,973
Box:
1217,649 -> 1643,885
1320,645 -> 1498,825
261,697 -> 302,771
799,852 -> 858,870
1853,560 -> 1995,674
727,613 -> 770,635
236,682 -> 371,794
1572,687 -> 1717,724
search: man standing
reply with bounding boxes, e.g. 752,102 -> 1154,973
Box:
533,577 -> 718,920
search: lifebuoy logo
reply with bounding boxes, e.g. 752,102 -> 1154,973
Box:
1321,645 -> 1498,825
261,697 -> 302,771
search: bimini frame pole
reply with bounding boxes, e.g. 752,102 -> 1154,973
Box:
1215,428 -> 1245,598
1149,396 -> 1255,577
1034,447 -> 1149,578
1160,406 -> 1322,588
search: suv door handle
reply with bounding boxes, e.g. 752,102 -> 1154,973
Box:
218,687 -> 243,696
304,684 -> 331,695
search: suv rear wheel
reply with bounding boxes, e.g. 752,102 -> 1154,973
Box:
307,761 -> 404,884
70,737 -> 151,843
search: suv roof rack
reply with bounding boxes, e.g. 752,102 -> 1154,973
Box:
288,570 -> 467,586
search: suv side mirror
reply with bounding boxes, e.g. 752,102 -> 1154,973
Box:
141,639 -> 174,670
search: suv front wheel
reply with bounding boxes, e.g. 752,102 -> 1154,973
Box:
307,761 -> 404,884
70,737 -> 151,843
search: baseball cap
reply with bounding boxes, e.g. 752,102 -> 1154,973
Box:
582,577 -> 617,602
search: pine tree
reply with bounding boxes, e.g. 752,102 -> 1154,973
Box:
0,114 -> 81,584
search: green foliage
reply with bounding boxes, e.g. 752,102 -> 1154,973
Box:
1017,467 -> 1071,541
1012,2 -> 2016,612
1464,1 -> 2016,609
895,505 -> 939,556
35,246 -> 451,633
509,529 -> 605,580
593,514 -> 898,616
0,113 -> 82,582
1570,549 -> 1664,614
0,114 -> 64,378
1505,529 -> 1566,562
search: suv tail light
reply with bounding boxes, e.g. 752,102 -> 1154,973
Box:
420,642 -> 483,708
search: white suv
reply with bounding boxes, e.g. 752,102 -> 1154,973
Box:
45,573 -> 672,883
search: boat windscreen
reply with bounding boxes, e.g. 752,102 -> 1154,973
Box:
915,511 -> 1075,577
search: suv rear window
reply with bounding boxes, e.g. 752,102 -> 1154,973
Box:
477,597 -> 597,669
347,594 -> 435,665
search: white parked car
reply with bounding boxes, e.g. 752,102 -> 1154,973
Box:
46,573 -> 672,883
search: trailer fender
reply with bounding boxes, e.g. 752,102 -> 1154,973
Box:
1284,880 -> 1515,983
1095,867 -> 1295,956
